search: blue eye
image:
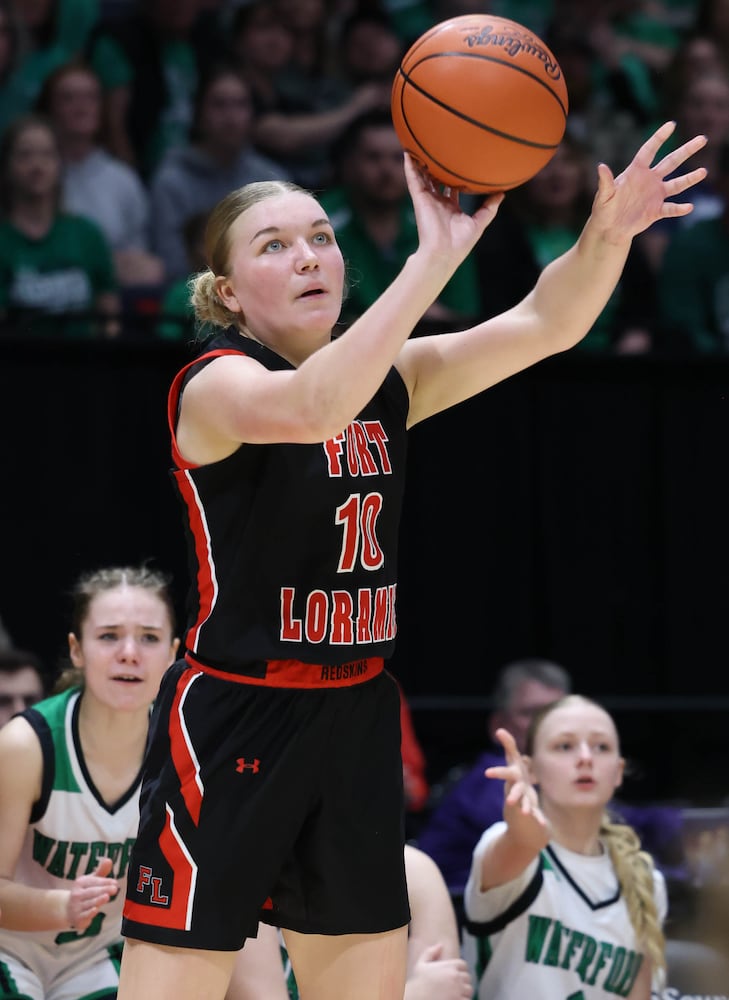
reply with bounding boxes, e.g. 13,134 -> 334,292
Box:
313,232 -> 331,245
264,239 -> 283,252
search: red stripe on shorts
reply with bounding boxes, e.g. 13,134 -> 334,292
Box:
184,654 -> 384,689
170,668 -> 204,825
123,805 -> 197,930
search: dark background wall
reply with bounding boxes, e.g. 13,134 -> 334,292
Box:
2,338 -> 728,806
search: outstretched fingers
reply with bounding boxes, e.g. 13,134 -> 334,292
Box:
660,167 -> 709,217
653,132 -> 708,177
663,165 -> 708,199
632,120 -> 679,167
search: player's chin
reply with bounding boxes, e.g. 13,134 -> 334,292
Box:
107,680 -> 155,709
296,297 -> 341,325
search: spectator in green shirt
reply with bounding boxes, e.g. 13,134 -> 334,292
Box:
657,139 -> 729,353
0,113 -> 119,338
90,0 -> 219,179
0,0 -> 99,136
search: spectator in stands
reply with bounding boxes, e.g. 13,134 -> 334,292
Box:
227,1 -> 393,189
417,658 -> 571,895
272,0 -> 334,82
320,108 -> 481,328
90,0 -> 220,179
0,0 -> 24,130
658,30 -> 729,119
0,0 -> 99,136
474,133 -> 657,353
657,138 -> 729,353
156,210 -> 207,341
544,19 -> 645,173
695,0 -> 729,65
149,60 -> 290,283
38,60 -> 165,291
639,65 -> 729,273
417,657 -> 686,896
0,114 -> 120,338
334,7 -> 406,92
0,648 -> 45,727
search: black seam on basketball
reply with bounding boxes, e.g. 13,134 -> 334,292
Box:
395,66 -> 561,151
393,81 -> 537,188
394,100 -> 539,188
398,52 -> 568,124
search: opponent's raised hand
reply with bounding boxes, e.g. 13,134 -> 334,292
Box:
487,727 -> 548,846
590,120 -> 708,244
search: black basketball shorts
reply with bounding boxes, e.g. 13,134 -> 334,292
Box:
122,659 -> 410,950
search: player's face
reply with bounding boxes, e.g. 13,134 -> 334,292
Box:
68,586 -> 178,712
528,700 -> 624,812
217,191 -> 345,358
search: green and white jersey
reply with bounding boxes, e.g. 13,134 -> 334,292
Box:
463,821 -> 667,1000
0,687 -> 142,976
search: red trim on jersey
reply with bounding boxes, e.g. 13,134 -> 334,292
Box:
185,653 -> 384,689
123,806 -> 197,930
167,348 -> 247,651
167,348 -> 245,470
173,469 -> 217,652
170,668 -> 203,826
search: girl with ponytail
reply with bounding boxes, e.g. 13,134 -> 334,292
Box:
463,694 -> 666,999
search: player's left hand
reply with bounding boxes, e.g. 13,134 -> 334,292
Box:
591,120 -> 707,242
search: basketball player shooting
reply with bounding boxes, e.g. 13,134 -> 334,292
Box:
117,119 -> 706,1000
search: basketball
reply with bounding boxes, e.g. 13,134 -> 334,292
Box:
391,14 -> 569,194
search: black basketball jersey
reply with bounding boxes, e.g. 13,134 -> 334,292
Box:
167,328 -> 410,675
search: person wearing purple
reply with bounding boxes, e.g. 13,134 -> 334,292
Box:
417,659 -> 570,896
417,658 -> 687,898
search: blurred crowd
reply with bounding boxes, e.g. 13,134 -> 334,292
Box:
0,0 -> 728,351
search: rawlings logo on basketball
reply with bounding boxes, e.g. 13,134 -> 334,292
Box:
464,24 -> 562,81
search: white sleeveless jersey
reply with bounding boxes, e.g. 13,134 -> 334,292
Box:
463,822 -> 667,1000
0,687 -> 143,978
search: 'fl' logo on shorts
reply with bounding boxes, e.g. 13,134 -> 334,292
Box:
236,757 -> 261,774
136,865 -> 169,905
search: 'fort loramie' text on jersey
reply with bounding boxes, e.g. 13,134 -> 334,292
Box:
462,822 -> 667,1000
0,687 -> 142,972
168,328 -> 409,675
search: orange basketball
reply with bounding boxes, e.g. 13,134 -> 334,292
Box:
391,14 -> 569,194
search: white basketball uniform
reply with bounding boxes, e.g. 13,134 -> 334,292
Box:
0,687 -> 143,1000
463,821 -> 667,1000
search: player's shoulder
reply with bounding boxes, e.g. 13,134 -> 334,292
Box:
0,714 -> 44,784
